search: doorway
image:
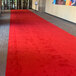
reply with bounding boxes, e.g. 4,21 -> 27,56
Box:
2,0 -> 32,10
23,0 -> 28,9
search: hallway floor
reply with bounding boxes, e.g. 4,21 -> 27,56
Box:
0,10 -> 76,76
30,9 -> 76,36
0,12 -> 10,76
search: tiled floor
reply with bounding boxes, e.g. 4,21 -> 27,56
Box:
0,12 -> 10,76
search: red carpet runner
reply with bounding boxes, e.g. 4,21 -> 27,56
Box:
6,10 -> 76,76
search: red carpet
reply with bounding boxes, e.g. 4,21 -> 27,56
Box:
6,10 -> 76,76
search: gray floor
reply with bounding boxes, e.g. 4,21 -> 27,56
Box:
0,9 -> 76,76
0,12 -> 10,76
30,9 -> 76,36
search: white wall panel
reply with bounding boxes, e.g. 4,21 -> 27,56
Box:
45,0 -> 76,23
32,0 -> 39,11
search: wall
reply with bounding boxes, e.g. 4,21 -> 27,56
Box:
32,0 -> 39,11
32,0 -> 46,12
45,0 -> 76,23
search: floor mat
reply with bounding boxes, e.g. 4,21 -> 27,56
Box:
6,10 -> 76,76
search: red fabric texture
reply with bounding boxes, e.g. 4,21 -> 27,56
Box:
6,10 -> 76,76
